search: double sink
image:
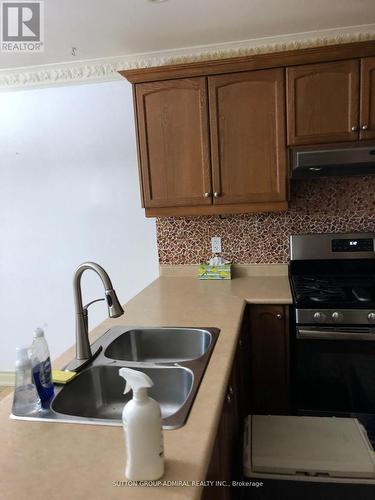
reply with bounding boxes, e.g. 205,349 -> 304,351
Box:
11,326 -> 219,429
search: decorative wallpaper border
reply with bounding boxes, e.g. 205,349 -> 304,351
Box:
156,177 -> 375,265
1,25 -> 375,90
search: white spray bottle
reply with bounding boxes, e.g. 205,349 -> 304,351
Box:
119,367 -> 164,480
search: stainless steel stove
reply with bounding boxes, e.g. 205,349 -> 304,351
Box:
290,233 -> 375,333
289,233 -> 375,441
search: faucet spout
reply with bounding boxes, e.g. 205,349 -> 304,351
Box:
73,262 -> 124,361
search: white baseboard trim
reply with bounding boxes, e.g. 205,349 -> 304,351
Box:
0,372 -> 15,386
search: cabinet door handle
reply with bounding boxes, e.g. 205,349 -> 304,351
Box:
361,124 -> 369,131
276,313 -> 283,320
351,125 -> 359,131
213,192 -> 220,198
204,192 -> 211,198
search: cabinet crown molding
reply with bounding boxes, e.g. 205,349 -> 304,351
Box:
1,26 -> 375,90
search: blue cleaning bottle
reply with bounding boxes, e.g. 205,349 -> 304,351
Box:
31,327 -> 54,406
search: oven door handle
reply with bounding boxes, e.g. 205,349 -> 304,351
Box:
297,328 -> 375,341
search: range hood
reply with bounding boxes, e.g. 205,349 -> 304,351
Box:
290,142 -> 375,179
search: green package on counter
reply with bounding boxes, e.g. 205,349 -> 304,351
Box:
198,264 -> 232,280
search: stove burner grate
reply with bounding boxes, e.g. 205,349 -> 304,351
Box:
292,275 -> 375,305
294,276 -> 346,303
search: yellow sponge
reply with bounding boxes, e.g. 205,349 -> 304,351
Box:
52,369 -> 77,384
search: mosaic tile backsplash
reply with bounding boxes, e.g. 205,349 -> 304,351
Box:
156,177 -> 375,264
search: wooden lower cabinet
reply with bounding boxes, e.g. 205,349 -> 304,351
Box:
249,305 -> 290,414
202,311 -> 250,500
202,305 -> 290,499
203,353 -> 241,500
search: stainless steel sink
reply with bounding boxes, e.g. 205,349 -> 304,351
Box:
52,364 -> 193,425
104,327 -> 212,362
10,326 -> 219,429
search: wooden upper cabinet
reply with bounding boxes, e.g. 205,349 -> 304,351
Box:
135,77 -> 212,208
208,69 -> 287,204
360,57 -> 375,140
287,60 -> 360,145
121,41 -> 375,217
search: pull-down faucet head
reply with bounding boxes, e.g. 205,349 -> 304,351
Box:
105,288 -> 124,319
73,262 -> 124,361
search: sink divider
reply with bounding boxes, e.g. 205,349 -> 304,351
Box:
10,326 -> 220,430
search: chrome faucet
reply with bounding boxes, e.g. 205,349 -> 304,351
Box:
73,262 -> 124,362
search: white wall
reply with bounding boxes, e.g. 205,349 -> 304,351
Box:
0,81 -> 159,372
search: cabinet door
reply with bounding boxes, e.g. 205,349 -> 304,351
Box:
249,305 -> 290,414
203,384 -> 235,500
203,340 -> 243,500
208,69 -> 287,205
135,78 -> 212,208
360,57 -> 375,140
287,60 -> 360,145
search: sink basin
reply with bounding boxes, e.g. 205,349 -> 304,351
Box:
10,325 -> 219,429
52,365 -> 193,422
104,327 -> 212,362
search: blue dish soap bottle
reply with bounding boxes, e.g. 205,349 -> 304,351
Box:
31,327 -> 54,406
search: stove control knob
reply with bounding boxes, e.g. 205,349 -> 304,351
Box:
332,311 -> 344,323
313,312 -> 326,323
368,312 -> 375,324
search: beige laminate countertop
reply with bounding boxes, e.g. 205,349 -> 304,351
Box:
0,274 -> 292,500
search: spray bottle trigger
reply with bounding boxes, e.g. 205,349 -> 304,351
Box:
124,380 -> 132,395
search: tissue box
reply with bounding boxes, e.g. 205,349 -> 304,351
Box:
198,264 -> 232,280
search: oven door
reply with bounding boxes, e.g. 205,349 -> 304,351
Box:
294,326 -> 375,415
